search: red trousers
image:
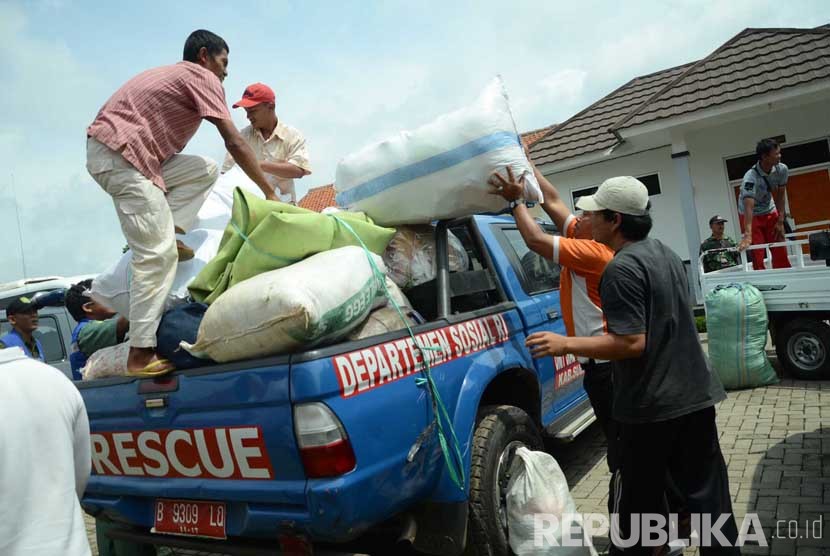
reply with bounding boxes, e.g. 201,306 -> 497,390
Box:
739,210 -> 791,270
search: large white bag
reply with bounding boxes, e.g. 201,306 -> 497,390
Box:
90,166 -> 263,317
335,77 -> 542,225
506,448 -> 597,556
183,246 -> 387,362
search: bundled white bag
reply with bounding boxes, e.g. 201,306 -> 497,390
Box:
506,448 -> 597,556
183,246 -> 387,362
335,77 -> 542,225
90,228 -> 223,319
383,226 -> 470,289
90,166 -> 264,317
81,342 -> 130,380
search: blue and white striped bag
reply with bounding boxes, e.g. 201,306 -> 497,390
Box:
335,77 -> 542,226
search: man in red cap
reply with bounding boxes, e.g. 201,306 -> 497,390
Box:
222,83 -> 312,204
86,30 -> 277,375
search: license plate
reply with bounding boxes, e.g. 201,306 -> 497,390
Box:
152,498 -> 227,539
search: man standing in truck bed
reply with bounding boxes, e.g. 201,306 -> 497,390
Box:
86,29 -> 275,375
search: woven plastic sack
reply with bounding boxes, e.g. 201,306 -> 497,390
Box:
335,77 -> 542,226
348,280 -> 418,340
382,226 -> 470,289
183,246 -> 387,363
705,283 -> 779,390
506,447 -> 597,556
188,188 -> 395,304
81,342 -> 130,380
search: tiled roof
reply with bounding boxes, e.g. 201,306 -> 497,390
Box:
297,184 -> 336,212
528,63 -> 694,166
521,124 -> 558,147
615,27 -> 830,130
529,25 -> 830,166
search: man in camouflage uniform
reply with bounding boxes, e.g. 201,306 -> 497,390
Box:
700,214 -> 740,272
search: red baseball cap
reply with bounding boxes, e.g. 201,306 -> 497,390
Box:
232,83 -> 275,108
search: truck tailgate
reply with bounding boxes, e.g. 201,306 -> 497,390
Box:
79,359 -> 309,538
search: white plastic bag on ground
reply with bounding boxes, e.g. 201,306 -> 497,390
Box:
81,342 -> 130,380
335,77 -> 542,225
90,228 -> 223,319
183,246 -> 387,362
506,447 -> 597,556
383,226 -> 470,289
90,166 -> 263,317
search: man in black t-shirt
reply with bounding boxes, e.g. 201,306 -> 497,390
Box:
525,176 -> 738,555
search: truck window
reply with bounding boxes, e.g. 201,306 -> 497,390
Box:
446,223 -> 503,315
501,228 -> 562,295
0,316 -> 66,363
404,221 -> 505,321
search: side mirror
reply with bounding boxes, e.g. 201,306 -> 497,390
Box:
30,289 -> 67,309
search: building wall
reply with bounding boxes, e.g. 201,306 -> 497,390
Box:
685,97 -> 830,243
544,145 -> 692,259
544,95 -> 830,262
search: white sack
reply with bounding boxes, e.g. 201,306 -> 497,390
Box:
383,226 -> 470,289
506,447 -> 597,556
196,165 -> 265,231
81,342 -> 130,380
183,246 -> 387,363
335,77 -> 542,226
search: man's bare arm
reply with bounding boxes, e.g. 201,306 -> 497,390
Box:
532,165 -> 572,232
115,316 -> 129,343
261,160 -> 310,180
774,187 -> 787,239
207,117 -> 279,200
512,203 -> 554,260
526,330 -> 646,360
738,197 -> 755,250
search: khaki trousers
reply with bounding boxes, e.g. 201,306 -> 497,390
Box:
86,137 -> 218,347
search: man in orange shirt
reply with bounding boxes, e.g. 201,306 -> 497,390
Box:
489,162 -> 616,466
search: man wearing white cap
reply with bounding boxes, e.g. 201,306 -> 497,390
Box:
525,177 -> 738,554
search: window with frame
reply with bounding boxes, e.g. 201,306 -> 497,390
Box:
725,139 -> 830,181
501,228 -> 561,295
571,173 -> 661,207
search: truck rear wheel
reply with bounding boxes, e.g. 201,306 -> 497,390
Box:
775,317 -> 830,379
466,405 -> 542,556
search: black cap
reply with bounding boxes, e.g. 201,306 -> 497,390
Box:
709,215 -> 728,225
6,296 -> 38,316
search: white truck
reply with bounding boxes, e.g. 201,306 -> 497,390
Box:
699,230 -> 830,379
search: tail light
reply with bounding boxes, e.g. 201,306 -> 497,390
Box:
293,403 -> 356,478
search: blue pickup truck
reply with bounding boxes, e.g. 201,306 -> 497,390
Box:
78,214 -> 597,556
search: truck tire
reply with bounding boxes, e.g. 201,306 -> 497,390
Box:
466,405 -> 542,556
775,317 -> 830,379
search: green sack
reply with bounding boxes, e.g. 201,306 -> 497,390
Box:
705,283 -> 779,390
188,188 -> 396,304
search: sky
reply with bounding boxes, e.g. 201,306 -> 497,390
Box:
1,0 -> 829,282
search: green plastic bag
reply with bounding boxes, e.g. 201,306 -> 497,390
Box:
705,283 -> 779,390
188,188 -> 396,304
